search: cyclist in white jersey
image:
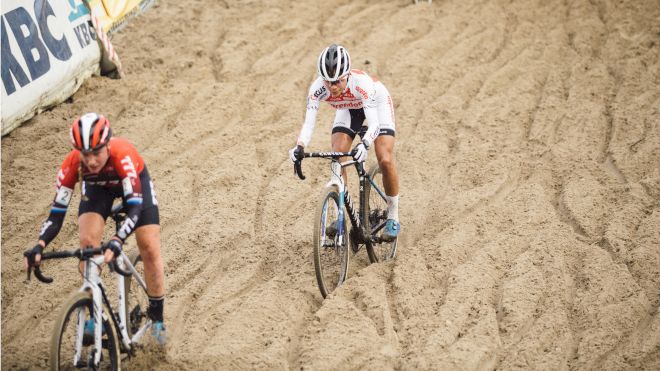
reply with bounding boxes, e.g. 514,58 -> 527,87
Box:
289,44 -> 401,241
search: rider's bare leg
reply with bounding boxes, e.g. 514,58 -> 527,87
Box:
374,135 -> 400,221
78,212 -> 105,274
135,224 -> 165,297
373,135 -> 399,196
135,224 -> 165,324
79,212 -> 105,247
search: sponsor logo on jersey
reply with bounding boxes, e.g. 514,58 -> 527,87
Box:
306,97 -> 320,110
329,102 -> 363,109
56,169 -> 65,188
313,86 -> 326,99
120,156 -> 138,178
150,180 -> 158,206
85,180 -> 121,187
327,89 -> 356,101
39,220 -> 53,236
117,216 -> 136,240
122,177 -> 133,196
355,86 -> 369,100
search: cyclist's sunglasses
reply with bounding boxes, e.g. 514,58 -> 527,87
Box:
80,144 -> 108,155
326,75 -> 348,86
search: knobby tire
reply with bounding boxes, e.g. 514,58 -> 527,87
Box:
49,291 -> 120,371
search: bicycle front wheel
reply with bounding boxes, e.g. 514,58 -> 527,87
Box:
365,165 -> 398,263
313,186 -> 350,298
49,291 -> 120,371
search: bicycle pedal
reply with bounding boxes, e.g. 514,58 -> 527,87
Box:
325,220 -> 340,239
76,360 -> 89,367
82,334 -> 94,347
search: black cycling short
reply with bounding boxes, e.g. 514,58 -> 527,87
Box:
331,108 -> 396,139
79,166 -> 160,227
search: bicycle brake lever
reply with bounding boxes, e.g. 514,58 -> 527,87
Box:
294,161 -> 306,180
110,256 -> 132,277
34,266 -> 54,284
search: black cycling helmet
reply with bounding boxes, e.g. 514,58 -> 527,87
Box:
317,44 -> 351,82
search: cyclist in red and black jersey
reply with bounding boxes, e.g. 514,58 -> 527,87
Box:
23,113 -> 167,344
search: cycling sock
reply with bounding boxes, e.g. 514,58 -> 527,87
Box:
386,195 -> 399,221
147,295 -> 164,322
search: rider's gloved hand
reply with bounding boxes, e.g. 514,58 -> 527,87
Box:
23,243 -> 44,270
351,141 -> 370,163
102,238 -> 123,263
289,145 -> 304,164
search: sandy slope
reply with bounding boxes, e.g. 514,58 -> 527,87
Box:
2,0 -> 659,369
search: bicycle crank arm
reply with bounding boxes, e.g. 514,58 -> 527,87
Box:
131,319 -> 153,344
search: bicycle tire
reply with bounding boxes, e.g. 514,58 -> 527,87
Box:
123,251 -> 150,340
49,291 -> 120,371
313,186 -> 350,298
364,165 -> 398,263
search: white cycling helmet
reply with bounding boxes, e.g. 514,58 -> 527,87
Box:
317,44 -> 351,82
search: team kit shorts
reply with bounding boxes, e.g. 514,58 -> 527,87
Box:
79,166 -> 160,227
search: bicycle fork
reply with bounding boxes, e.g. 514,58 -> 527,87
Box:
326,160 -> 357,248
76,257 -> 105,367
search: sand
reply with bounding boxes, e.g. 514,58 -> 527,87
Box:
2,0 -> 659,369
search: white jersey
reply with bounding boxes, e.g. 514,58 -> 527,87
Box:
297,69 -> 394,147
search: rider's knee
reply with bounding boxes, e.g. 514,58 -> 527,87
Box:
378,153 -> 395,170
79,234 -> 98,248
138,241 -> 161,262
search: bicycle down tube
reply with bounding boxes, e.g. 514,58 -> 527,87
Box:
296,151 -> 372,245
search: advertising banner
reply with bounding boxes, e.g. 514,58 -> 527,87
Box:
86,0 -> 154,35
1,0 -> 101,136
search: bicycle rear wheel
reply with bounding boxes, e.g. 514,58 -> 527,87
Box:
50,291 -> 120,371
123,251 -> 150,342
313,186 -> 350,298
365,165 -> 398,263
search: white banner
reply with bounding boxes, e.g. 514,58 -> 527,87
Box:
1,0 -> 101,136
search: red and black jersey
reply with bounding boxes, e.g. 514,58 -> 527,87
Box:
39,137 -> 146,245
57,137 -> 144,196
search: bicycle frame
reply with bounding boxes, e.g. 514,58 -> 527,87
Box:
25,203 -> 154,368
33,249 -> 151,368
313,154 -> 389,249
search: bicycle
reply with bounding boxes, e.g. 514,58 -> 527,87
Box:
25,204 -> 151,370
294,148 -> 398,298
